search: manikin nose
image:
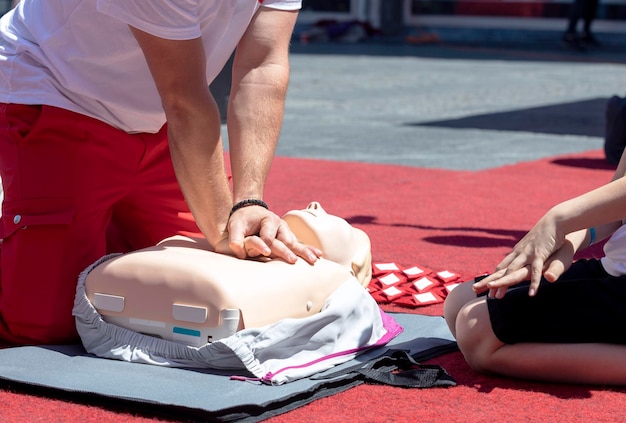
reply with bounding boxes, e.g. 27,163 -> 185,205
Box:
306,201 -> 322,210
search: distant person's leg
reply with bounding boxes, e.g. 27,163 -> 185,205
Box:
580,0 -> 601,45
563,0 -> 585,50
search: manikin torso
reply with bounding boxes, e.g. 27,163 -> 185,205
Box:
84,202 -> 372,346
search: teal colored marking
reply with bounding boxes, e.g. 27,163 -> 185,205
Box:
173,326 -> 201,337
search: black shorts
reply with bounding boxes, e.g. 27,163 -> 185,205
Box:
485,259 -> 626,344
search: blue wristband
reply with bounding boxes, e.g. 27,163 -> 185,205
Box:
589,227 -> 596,246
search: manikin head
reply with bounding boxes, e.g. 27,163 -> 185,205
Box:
282,202 -> 372,287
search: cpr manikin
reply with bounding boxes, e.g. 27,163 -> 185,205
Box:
80,202 -> 373,347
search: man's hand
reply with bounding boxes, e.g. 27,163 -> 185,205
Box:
214,205 -> 322,264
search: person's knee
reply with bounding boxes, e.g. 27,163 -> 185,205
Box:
443,281 -> 477,337
1,299 -> 78,345
0,231 -> 83,345
0,317 -> 78,345
454,300 -> 501,374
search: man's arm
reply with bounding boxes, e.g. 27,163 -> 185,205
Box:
129,14 -> 319,264
225,8 -> 320,263
129,28 -> 232,248
227,8 -> 297,205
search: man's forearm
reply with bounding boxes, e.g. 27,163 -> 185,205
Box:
226,61 -> 289,203
129,29 -> 234,247
167,97 -> 233,246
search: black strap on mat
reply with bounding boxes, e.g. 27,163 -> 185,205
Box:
356,350 -> 456,388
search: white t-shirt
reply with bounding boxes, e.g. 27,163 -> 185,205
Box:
0,0 -> 301,133
601,223 -> 626,276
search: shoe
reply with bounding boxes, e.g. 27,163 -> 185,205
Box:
580,32 -> 601,47
562,32 -> 586,51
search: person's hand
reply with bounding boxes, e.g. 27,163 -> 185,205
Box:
218,205 -> 322,264
473,214 -> 567,298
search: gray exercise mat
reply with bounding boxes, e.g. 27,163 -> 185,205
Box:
0,313 -> 457,422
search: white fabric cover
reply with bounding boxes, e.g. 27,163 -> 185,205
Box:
73,255 -> 402,385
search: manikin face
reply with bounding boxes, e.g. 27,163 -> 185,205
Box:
282,202 -> 372,287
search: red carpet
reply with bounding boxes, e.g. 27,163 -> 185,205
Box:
1,149 -> 623,422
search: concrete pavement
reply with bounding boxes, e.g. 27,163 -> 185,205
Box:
223,38 -> 626,171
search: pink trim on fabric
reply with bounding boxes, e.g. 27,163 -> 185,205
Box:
261,309 -> 403,383
230,375 -> 262,383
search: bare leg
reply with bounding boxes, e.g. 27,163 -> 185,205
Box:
443,280 -> 477,337
455,298 -> 626,385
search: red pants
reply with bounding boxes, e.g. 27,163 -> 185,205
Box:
0,104 -> 201,345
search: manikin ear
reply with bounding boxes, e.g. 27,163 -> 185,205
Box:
349,227 -> 372,287
283,202 -> 372,287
